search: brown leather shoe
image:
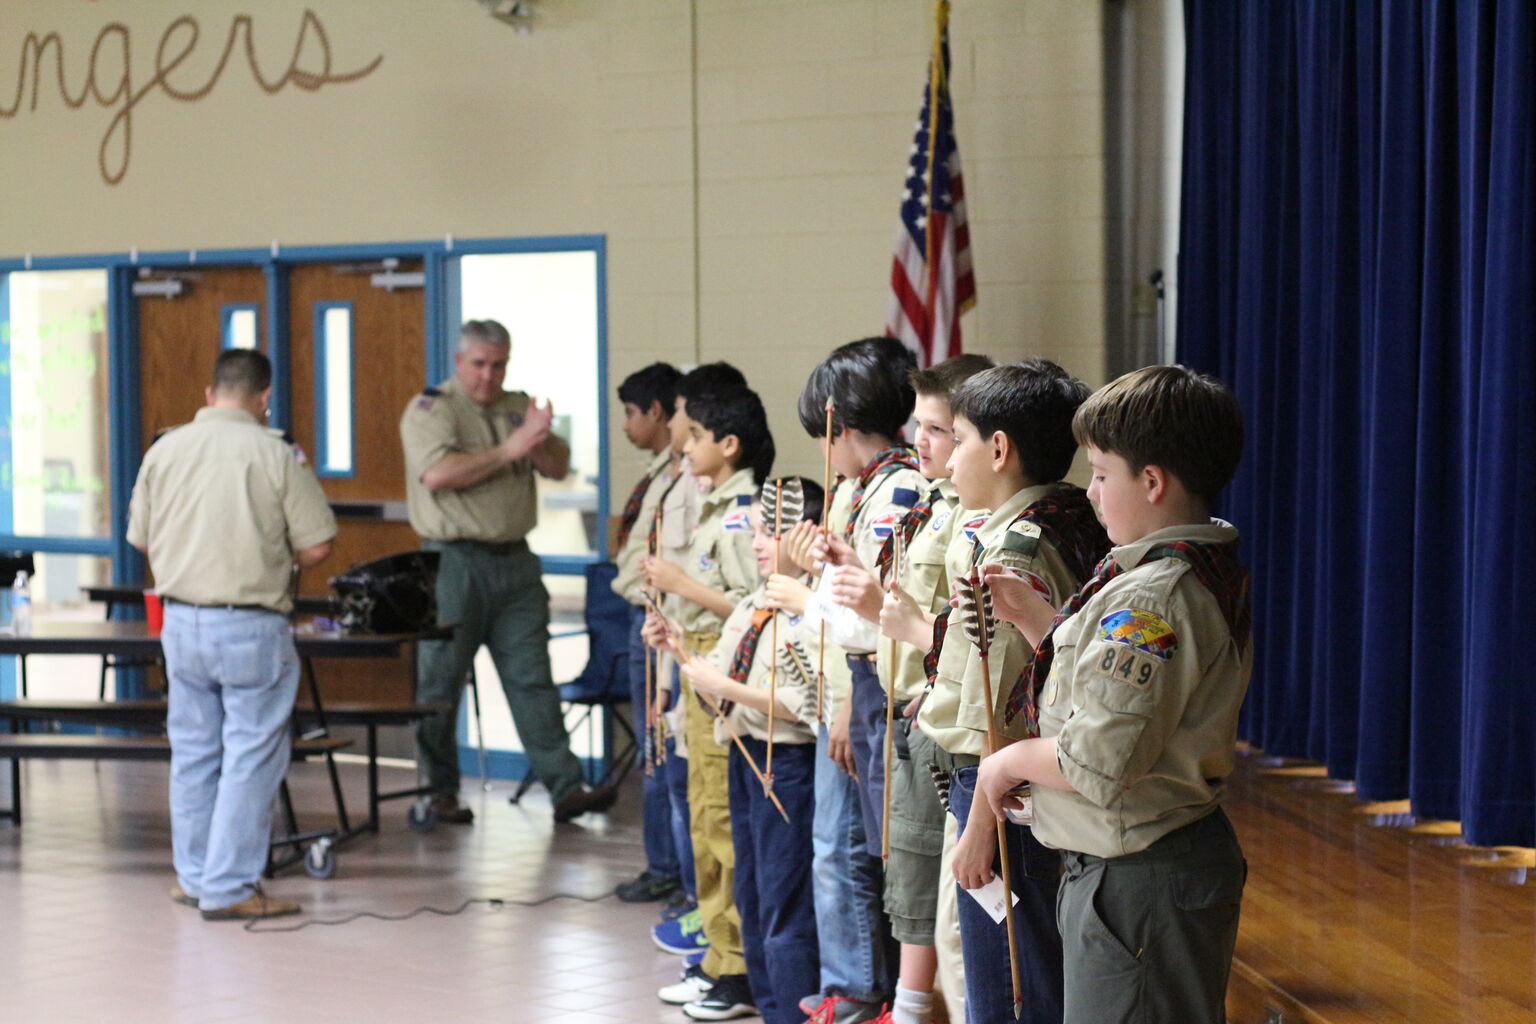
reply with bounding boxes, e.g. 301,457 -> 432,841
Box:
169,884 -> 198,908
200,889 -> 301,921
553,782 -> 618,823
430,792 -> 474,825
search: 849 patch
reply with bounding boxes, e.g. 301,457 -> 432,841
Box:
1090,642 -> 1161,689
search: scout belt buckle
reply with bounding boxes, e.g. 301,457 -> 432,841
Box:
1002,783 -> 1034,826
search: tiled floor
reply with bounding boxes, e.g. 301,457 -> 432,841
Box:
0,756 -> 695,1024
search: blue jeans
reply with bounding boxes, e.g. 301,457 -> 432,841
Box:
162,605 -> 299,910
949,767 -> 1064,1024
730,738 -> 820,1024
629,605 -> 680,880
846,656 -> 887,857
811,724 -> 892,1004
664,662 -> 696,900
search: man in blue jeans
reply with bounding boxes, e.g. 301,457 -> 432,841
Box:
127,349 -> 337,920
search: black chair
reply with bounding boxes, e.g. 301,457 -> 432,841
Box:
510,561 -> 637,803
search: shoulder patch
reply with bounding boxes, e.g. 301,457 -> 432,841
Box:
415,394 -> 437,411
422,387 -> 441,397
868,508 -> 903,541
930,508 -> 953,534
960,514 -> 987,543
736,494 -> 752,506
891,487 -> 920,508
1095,608 -> 1179,660
722,508 -> 753,533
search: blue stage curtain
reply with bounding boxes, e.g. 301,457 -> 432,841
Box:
1177,0 -> 1535,847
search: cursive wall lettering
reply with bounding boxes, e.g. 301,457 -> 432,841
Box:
0,9 -> 384,185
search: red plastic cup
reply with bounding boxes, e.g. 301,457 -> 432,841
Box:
144,590 -> 164,635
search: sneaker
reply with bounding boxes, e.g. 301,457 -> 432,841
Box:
169,884 -> 198,908
200,888 -> 301,921
661,893 -> 696,921
430,792 -> 474,825
615,870 -> 682,903
682,974 -> 756,1021
553,782 -> 619,823
659,962 -> 715,1005
801,995 -> 882,1024
652,908 -> 709,956
685,949 -> 706,968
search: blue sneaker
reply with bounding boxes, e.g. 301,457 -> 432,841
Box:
685,949 -> 705,968
652,908 -> 709,956
660,895 -> 697,922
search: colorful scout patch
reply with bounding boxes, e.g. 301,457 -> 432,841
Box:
930,509 -> 952,534
722,508 -> 753,533
869,509 -> 903,541
1095,608 -> 1179,660
960,514 -> 987,543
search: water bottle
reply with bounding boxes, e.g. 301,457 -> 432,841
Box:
10,570 -> 32,636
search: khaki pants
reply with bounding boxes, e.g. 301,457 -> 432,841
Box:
683,630 -> 745,978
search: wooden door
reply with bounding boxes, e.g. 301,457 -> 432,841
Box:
287,261 -> 427,708
137,266 -> 266,448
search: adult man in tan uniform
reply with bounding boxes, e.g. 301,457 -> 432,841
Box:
127,348 -> 336,920
400,318 -> 615,824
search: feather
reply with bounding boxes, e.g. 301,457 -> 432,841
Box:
956,572 -> 996,653
759,477 -> 806,537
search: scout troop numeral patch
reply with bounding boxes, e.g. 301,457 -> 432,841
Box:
1095,645 -> 1157,688
1096,608 -> 1179,659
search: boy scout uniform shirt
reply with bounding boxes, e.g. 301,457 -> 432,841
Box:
1031,520 -> 1253,859
820,461 -> 928,655
611,449 -> 676,605
126,407 -> 336,614
656,458 -> 706,622
877,478 -> 960,703
917,484 -> 1082,755
676,467 -> 760,636
705,584 -> 821,745
400,378 -> 568,543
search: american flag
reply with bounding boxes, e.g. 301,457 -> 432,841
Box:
885,0 -> 975,368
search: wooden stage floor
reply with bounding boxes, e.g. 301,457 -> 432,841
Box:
1223,747 -> 1535,1023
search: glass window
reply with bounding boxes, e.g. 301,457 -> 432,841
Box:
221,304 -> 260,350
458,251 -> 601,562
314,303 -> 354,477
1,270 -> 111,539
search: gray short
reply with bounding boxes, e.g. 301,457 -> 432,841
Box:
883,722 -> 948,944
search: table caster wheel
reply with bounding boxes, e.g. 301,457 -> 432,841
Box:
406,797 -> 437,833
304,837 -> 337,879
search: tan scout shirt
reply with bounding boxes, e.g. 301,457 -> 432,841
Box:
399,378 -> 568,543
126,407 -> 336,614
823,462 -> 927,655
676,468 -> 760,635
705,584 -> 821,745
877,479 -> 960,703
918,483 -> 1083,755
654,458 -> 707,621
1031,520 -> 1253,859
612,449 -> 676,606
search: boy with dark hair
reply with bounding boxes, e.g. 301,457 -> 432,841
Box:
975,365 -> 1250,1024
611,362 -> 686,905
644,383 -> 776,1022
789,336 -> 927,1024
648,362 -> 754,970
657,476 -> 826,1024
919,359 -> 1110,1024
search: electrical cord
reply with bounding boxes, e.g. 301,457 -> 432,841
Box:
242,891 -> 614,933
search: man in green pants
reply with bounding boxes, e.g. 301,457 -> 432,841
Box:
400,318 -> 617,825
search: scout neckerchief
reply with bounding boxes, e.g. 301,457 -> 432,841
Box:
1002,538 -> 1252,732
844,445 -> 920,541
974,485 -> 1110,583
705,606 -> 775,716
646,465 -> 688,552
616,460 -> 665,550
875,483 -> 940,585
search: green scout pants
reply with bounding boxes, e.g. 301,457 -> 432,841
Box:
1057,807 -> 1246,1024
884,719 -> 946,945
415,540 -> 583,803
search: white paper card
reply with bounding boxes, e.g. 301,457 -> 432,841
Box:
807,568 -> 880,651
963,875 -> 1020,925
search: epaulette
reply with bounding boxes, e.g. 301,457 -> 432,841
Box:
1001,520 -> 1042,558
422,386 -> 441,397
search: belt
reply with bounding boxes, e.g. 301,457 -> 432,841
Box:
440,538 -> 527,557
162,596 -> 280,614
847,652 -> 877,665
927,747 -> 981,773
1060,807 -> 1234,870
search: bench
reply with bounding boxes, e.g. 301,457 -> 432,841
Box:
0,732 -> 351,825
0,698 -> 447,833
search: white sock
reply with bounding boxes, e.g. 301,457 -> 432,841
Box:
892,984 -> 933,1024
